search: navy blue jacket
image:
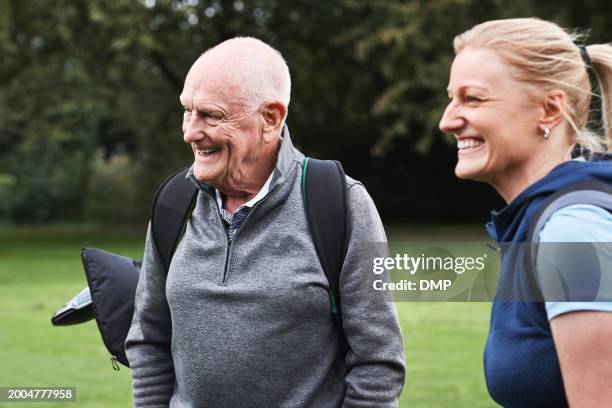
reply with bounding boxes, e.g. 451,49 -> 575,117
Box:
484,158 -> 612,407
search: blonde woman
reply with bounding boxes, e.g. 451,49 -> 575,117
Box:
439,18 -> 612,407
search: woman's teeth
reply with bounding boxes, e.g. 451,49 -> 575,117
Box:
457,139 -> 484,150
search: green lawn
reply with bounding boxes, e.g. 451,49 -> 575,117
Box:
0,226 -> 497,407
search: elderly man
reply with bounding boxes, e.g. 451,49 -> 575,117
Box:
125,37 -> 405,408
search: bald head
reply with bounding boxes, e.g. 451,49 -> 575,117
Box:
186,37 -> 291,118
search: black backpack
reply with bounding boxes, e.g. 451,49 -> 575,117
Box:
51,158 -> 348,369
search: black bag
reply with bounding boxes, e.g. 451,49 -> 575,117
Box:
51,158 -> 348,368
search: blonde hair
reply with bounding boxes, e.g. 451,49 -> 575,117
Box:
454,18 -> 612,152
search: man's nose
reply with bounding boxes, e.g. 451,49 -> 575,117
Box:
183,113 -> 204,143
439,103 -> 464,133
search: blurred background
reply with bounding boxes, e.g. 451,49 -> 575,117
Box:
2,0 -> 610,226
1,1 -> 611,406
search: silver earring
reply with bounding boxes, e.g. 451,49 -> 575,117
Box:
544,128 -> 550,140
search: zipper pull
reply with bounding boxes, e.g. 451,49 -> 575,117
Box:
110,355 -> 120,371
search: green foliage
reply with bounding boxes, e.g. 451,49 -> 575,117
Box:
0,78 -> 99,221
1,0 -> 610,223
84,151 -> 142,224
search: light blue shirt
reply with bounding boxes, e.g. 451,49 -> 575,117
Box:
537,204 -> 612,320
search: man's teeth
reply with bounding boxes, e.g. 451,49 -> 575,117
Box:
198,148 -> 219,156
457,139 -> 484,150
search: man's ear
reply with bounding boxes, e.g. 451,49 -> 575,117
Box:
538,90 -> 566,133
261,101 -> 286,142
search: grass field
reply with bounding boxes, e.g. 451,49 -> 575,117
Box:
0,225 -> 497,407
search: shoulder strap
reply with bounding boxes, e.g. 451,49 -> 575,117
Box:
150,166 -> 199,272
301,157 -> 348,321
526,180 -> 612,276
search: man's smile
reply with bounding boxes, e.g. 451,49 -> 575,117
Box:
193,144 -> 222,160
197,147 -> 220,157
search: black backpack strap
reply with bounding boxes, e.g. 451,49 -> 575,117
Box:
150,166 -> 199,272
301,157 -> 348,323
526,180 -> 612,279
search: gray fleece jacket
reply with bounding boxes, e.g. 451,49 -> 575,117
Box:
125,130 -> 405,408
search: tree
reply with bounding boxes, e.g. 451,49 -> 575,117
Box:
1,0 -> 609,223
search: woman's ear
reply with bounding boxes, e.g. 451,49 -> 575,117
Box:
261,101 -> 286,142
538,90 -> 567,133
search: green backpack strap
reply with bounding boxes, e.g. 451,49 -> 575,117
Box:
301,157 -> 348,331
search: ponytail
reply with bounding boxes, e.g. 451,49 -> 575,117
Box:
587,44 -> 612,151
